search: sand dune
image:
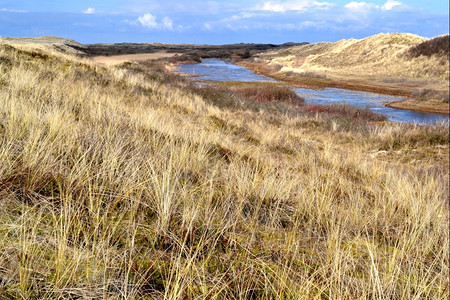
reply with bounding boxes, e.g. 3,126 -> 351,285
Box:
259,33 -> 448,82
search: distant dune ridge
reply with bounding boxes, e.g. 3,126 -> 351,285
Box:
258,33 -> 449,81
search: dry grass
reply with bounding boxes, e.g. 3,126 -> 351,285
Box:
0,42 -> 448,299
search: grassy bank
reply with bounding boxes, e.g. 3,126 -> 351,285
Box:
0,42 -> 448,299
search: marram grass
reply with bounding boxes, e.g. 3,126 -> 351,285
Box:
0,43 -> 448,299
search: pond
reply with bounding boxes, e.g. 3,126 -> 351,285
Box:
178,59 -> 449,124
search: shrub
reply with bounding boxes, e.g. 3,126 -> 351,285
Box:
406,35 -> 449,58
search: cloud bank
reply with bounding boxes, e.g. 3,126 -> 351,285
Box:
0,0 -> 447,43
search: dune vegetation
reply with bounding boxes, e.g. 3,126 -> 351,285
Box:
0,41 -> 448,299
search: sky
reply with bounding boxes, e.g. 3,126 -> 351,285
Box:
0,0 -> 448,44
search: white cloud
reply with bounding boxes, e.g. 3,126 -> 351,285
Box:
83,7 -> 95,14
344,0 -> 403,12
161,16 -> 173,30
262,2 -> 288,12
137,13 -> 174,30
138,13 -> 159,28
257,0 -> 333,12
382,0 -> 402,10
204,23 -> 212,30
313,1 -> 335,9
344,2 -> 378,11
0,8 -> 28,13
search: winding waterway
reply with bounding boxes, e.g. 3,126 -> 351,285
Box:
178,59 -> 449,124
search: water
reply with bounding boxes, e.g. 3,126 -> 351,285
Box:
295,87 -> 449,124
177,59 -> 448,124
178,59 -> 276,82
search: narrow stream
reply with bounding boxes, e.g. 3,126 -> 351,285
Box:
178,59 -> 449,124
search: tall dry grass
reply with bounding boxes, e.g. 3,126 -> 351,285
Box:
0,43 -> 448,299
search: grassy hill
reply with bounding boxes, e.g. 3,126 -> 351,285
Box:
0,40 -> 448,299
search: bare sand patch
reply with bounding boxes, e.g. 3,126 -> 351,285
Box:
92,52 -> 180,65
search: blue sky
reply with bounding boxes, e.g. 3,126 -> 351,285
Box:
0,1 -> 448,44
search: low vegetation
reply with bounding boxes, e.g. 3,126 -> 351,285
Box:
0,41 -> 448,299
